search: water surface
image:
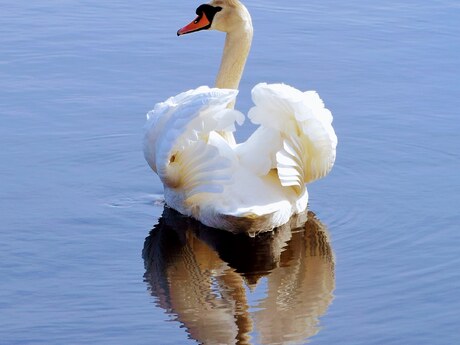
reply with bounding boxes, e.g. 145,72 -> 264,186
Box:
1,0 -> 459,344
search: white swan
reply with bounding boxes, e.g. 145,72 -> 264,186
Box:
144,0 -> 337,235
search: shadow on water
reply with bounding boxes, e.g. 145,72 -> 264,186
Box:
143,207 -> 335,345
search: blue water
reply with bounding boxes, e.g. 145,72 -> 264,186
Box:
1,0 -> 459,344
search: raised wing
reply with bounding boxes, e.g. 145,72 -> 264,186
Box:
247,83 -> 337,194
143,86 -> 244,197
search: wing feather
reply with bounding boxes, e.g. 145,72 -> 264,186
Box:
143,87 -> 242,191
248,83 -> 337,194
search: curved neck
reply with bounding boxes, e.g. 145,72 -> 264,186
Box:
215,24 -> 253,91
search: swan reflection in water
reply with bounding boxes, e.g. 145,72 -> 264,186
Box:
143,207 -> 335,345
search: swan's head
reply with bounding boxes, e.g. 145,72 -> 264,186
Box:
177,0 -> 252,36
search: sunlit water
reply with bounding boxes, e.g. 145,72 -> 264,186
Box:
1,0 -> 459,344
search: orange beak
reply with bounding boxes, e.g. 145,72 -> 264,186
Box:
177,13 -> 211,36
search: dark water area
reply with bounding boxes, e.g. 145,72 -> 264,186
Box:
1,0 -> 459,344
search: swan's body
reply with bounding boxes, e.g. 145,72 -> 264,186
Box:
144,0 -> 337,235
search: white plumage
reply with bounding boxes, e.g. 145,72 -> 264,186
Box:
144,83 -> 337,234
144,1 -> 337,234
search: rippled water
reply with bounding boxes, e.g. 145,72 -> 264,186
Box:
1,0 -> 459,344
144,209 -> 334,344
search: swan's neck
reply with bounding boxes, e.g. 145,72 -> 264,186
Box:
215,24 -> 253,93
214,10 -> 252,145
